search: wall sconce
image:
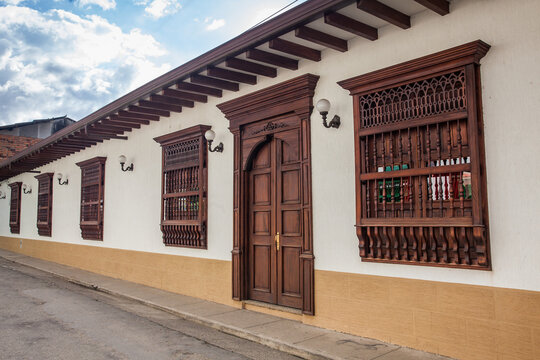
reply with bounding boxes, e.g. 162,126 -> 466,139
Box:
0,190 -> 5,199
118,155 -> 133,172
316,99 -> 341,129
57,173 -> 69,185
22,184 -> 32,194
204,129 -> 224,153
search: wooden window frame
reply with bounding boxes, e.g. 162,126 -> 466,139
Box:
76,156 -> 106,241
35,172 -> 54,237
8,181 -> 22,234
339,40 -> 492,269
154,125 -> 210,249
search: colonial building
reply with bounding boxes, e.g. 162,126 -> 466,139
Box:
1,1 -> 539,359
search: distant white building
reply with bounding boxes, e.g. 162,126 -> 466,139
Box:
0,116 -> 75,139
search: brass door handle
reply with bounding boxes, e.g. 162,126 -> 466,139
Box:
275,232 -> 280,251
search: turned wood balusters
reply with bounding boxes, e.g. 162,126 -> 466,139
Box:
339,40 -> 491,269
154,125 -> 210,249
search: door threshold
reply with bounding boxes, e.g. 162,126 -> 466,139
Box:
242,300 -> 303,316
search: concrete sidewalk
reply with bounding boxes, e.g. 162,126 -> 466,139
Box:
0,249 -> 450,360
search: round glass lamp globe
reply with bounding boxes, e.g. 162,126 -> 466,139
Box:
316,99 -> 331,113
56,173 -> 63,180
205,129 -> 216,141
118,155 -> 127,164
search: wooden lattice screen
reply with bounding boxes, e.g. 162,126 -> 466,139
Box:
8,182 -> 22,234
154,125 -> 210,249
35,173 -> 54,236
339,41 -> 491,269
76,157 -> 106,240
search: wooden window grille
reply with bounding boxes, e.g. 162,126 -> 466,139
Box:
35,173 -> 54,236
339,41 -> 491,269
8,182 -> 22,234
154,125 -> 210,249
76,157 -> 106,240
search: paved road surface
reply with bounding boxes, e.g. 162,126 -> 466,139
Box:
0,258 -> 299,360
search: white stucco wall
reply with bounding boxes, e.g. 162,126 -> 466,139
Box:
1,0 -> 539,291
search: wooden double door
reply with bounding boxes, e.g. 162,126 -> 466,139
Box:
248,129 -> 303,309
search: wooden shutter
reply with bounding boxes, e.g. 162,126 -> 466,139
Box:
76,157 -> 106,240
8,182 -> 22,234
35,173 -> 54,236
154,125 -> 209,249
339,41 -> 491,269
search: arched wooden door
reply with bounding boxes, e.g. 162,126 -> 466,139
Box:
218,73 -> 318,315
247,129 -> 303,309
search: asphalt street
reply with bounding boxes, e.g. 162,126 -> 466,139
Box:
0,258 -> 299,360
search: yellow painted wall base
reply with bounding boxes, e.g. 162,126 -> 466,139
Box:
0,236 -> 235,307
1,236 -> 539,360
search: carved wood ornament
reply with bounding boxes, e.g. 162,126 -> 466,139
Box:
218,74 -> 318,314
339,40 -> 492,269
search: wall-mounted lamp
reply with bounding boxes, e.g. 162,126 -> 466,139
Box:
57,173 -> 69,185
118,155 -> 133,172
0,190 -> 5,199
22,184 -> 32,194
204,129 -> 224,153
316,99 -> 340,129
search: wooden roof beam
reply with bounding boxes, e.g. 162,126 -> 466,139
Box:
269,38 -> 321,62
150,94 -> 195,108
176,82 -> 222,97
139,100 -> 182,113
295,26 -> 348,52
162,88 -> 207,103
128,105 -> 170,117
246,49 -> 298,70
190,74 -> 239,91
225,58 -> 277,78
357,0 -> 411,29
414,0 -> 449,16
207,67 -> 257,85
105,119 -> 141,129
324,12 -> 378,41
109,115 -> 150,125
118,110 -> 159,121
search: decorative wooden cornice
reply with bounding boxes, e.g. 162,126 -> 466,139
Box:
217,73 -> 320,129
338,40 -> 490,95
76,156 -> 107,168
34,172 -> 54,181
154,125 -> 211,146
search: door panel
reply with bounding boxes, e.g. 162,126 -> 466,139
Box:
248,140 -> 276,304
247,127 -> 303,309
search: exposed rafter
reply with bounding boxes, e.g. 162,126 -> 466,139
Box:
225,58 -> 277,78
207,67 -> 257,85
295,26 -> 348,52
190,74 -> 240,91
324,12 -> 378,41
357,0 -> 411,29
269,38 -> 321,61
246,49 -> 299,70
414,0 -> 449,16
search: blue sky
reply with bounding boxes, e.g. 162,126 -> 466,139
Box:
0,0 -> 304,125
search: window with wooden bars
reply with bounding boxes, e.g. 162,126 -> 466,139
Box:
154,125 -> 209,249
35,173 -> 54,236
8,182 -> 22,234
76,157 -> 106,240
339,41 -> 491,269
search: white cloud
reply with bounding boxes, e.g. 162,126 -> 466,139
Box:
77,0 -> 117,11
1,0 -> 24,4
205,18 -> 225,31
144,0 -> 181,19
0,5 -> 171,125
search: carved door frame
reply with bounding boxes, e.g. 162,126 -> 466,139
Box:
218,74 -> 319,315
